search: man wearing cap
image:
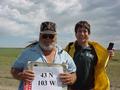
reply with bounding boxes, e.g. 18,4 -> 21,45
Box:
11,21 -> 76,90
65,21 -> 114,90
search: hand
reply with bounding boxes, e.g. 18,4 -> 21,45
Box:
19,70 -> 35,83
108,49 -> 114,59
59,72 -> 76,85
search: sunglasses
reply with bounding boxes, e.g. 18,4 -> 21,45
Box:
41,34 -> 55,39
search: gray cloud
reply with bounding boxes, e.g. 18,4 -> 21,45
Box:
0,0 -> 120,49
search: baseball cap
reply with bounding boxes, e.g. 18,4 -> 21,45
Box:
40,21 -> 56,34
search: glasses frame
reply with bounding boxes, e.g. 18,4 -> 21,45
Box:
41,34 -> 56,39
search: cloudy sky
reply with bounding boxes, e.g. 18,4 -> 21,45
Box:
0,0 -> 120,49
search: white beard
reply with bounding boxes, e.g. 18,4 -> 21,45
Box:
39,41 -> 56,51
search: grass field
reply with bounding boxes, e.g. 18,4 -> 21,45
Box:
0,48 -> 23,90
0,48 -> 120,90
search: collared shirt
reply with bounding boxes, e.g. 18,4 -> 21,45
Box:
71,44 -> 97,90
12,43 -> 76,90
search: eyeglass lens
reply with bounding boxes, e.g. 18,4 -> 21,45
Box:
42,34 -> 55,39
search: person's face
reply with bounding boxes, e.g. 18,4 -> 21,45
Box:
39,33 -> 57,51
75,27 -> 90,45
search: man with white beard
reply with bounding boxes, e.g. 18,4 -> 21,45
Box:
11,21 -> 76,90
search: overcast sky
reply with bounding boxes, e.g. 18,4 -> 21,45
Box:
0,0 -> 120,49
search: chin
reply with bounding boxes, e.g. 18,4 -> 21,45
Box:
39,41 -> 56,51
42,44 -> 55,51
42,46 -> 53,51
79,40 -> 86,43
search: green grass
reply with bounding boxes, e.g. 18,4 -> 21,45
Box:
107,50 -> 120,89
0,48 -> 23,90
0,48 -> 120,90
0,48 -> 23,70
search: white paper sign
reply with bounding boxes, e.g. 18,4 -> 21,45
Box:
24,62 -> 67,90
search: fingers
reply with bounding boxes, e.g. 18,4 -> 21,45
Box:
59,73 -> 74,85
23,70 -> 34,77
20,70 -> 35,82
108,50 -> 114,56
108,50 -> 115,59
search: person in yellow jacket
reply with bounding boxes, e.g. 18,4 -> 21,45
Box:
65,21 -> 114,90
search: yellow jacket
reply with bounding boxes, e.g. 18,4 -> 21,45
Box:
65,41 -> 110,90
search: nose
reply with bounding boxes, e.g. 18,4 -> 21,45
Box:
79,31 -> 85,36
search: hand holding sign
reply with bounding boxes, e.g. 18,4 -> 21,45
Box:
59,72 -> 76,85
24,62 -> 67,90
22,70 -> 34,83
